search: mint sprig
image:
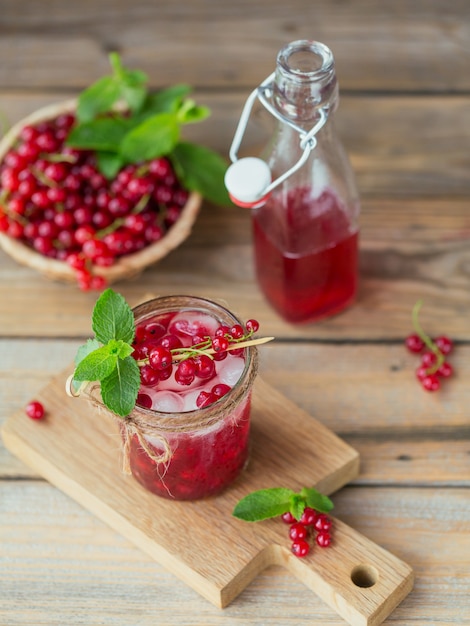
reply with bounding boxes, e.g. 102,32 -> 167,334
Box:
72,288 -> 140,417
233,486 -> 333,523
91,288 -> 135,344
66,52 -> 230,206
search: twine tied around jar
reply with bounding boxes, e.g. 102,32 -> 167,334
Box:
65,376 -> 172,473
64,343 -> 259,475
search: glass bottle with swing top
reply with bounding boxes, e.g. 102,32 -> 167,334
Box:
225,40 -> 360,324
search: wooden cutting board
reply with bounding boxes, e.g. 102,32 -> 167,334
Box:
2,370 -> 413,626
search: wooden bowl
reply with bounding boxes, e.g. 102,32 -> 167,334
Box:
0,100 -> 202,284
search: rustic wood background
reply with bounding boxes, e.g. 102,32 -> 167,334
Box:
1,2 -> 469,625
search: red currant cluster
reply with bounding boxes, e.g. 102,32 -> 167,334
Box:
132,318 -> 260,409
281,507 -> 333,558
405,333 -> 454,391
0,113 -> 190,290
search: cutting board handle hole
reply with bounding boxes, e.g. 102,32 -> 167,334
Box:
350,564 -> 378,588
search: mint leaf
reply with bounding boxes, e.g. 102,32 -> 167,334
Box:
290,494 -> 306,521
171,142 -> 230,206
232,488 -> 295,522
301,488 -> 334,513
120,82 -> 147,113
76,76 -> 121,123
67,117 -> 132,152
107,338 -> 134,360
142,84 -> 192,116
74,338 -> 101,367
101,355 -> 140,417
92,288 -> 135,344
176,99 -> 210,124
120,112 -> 179,162
73,345 -> 118,382
96,151 -> 125,179
233,486 -> 334,523
69,53 -> 228,205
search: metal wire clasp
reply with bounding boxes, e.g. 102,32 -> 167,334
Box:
226,72 -> 328,207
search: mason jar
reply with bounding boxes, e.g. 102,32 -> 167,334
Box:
124,295 -> 258,500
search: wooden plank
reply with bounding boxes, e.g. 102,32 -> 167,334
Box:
261,344 -> 470,435
0,194 -> 470,339
352,440 -> 470,487
1,341 -> 468,485
1,92 -> 470,197
0,1 -> 468,91
1,481 -> 468,625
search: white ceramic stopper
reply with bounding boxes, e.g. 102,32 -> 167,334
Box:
224,157 -> 272,207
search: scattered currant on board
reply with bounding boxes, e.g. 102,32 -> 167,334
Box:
25,400 -> 45,420
405,300 -> 455,392
233,486 -> 334,558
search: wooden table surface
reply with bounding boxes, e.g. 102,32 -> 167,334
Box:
1,2 -> 469,625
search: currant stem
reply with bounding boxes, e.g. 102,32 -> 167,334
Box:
136,335 -> 274,367
412,300 -> 444,374
31,166 -> 57,188
96,192 -> 151,238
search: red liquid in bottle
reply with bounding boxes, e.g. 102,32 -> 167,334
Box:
253,188 -> 358,323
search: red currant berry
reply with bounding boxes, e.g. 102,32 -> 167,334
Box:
421,374 -> 440,392
314,514 -> 332,533
175,359 -> 196,386
230,324 -> 244,339
212,336 -> 229,352
25,400 -> 45,420
245,318 -> 260,333
140,364 -> 160,386
66,252 -> 86,271
9,196 -> 26,215
148,346 -> 173,371
299,507 -> 318,526
436,361 -> 453,378
76,268 -> 92,291
196,391 -> 215,408
211,383 -> 231,399
435,336 -> 453,355
143,322 -> 166,340
280,511 -> 296,524
89,275 -> 107,291
158,365 -> 173,381
421,351 -> 437,368
8,221 -> 24,239
291,539 -> 310,558
82,238 -> 109,260
159,334 -> 183,350
193,354 -> 216,380
289,523 -> 308,541
405,333 -> 425,353
75,225 -> 95,245
149,157 -> 172,179
316,532 -> 332,548
137,393 -> 152,409
415,365 -> 428,382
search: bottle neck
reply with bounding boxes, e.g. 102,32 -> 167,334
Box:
273,40 -> 338,124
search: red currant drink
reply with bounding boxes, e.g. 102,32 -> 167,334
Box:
129,296 -> 258,500
253,188 -> 358,323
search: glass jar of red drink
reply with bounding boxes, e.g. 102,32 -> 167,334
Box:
226,40 -> 360,324
126,295 -> 258,501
